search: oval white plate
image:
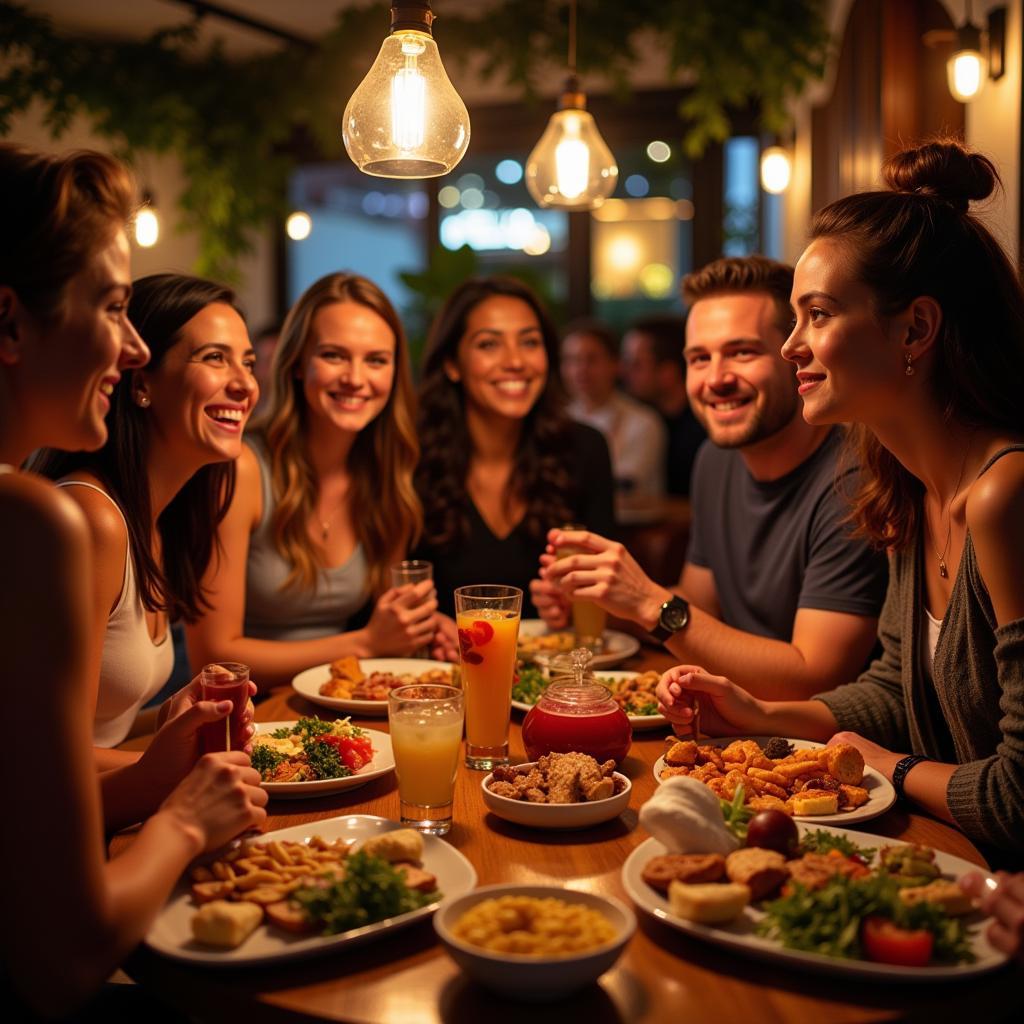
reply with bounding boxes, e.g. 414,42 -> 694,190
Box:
146,814 -> 477,966
622,823 -> 1006,981
511,669 -> 668,731
481,765 -> 631,829
516,619 -> 640,669
291,658 -> 456,716
255,722 -> 394,799
652,736 -> 896,825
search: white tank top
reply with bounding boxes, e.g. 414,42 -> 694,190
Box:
57,481 -> 173,747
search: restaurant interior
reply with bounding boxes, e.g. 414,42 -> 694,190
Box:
3,1 -> 1024,1021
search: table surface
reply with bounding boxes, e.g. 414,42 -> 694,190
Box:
120,646 -> 1022,1023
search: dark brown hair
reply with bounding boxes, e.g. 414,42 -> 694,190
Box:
682,255 -> 795,334
562,318 -> 619,360
254,272 -> 421,597
0,144 -> 134,320
35,274 -> 242,623
627,313 -> 688,372
416,276 -> 575,549
811,139 -> 1024,550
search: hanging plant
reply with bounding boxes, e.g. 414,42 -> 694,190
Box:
0,1 -> 830,280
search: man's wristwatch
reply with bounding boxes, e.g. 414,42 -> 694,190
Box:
650,595 -> 690,642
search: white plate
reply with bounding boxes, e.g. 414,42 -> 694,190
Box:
291,658 -> 456,716
653,736 -> 896,825
146,814 -> 477,966
254,722 -> 395,799
622,824 -> 1007,981
481,766 -> 632,829
511,669 -> 668,731
516,619 -> 640,669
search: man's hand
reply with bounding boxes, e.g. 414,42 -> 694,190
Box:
539,528 -> 670,629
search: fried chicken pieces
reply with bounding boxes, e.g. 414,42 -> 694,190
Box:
488,752 -> 622,804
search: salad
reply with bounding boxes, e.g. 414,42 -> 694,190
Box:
251,717 -> 374,783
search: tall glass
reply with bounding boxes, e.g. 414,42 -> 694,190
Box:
199,662 -> 250,753
555,524 -> 607,651
390,559 -> 433,659
454,584 -> 522,769
388,683 -> 464,835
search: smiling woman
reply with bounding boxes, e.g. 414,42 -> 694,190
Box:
186,272 -> 435,691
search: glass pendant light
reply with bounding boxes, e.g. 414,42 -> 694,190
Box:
343,1 -> 470,178
525,0 -> 618,210
947,0 -> 986,102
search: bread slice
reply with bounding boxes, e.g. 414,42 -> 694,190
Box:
668,881 -> 749,924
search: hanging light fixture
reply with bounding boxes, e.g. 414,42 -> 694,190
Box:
134,191 -> 160,248
525,0 -> 618,210
343,1 -> 470,178
947,0 -> 987,102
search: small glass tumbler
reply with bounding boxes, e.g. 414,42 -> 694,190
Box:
199,662 -> 250,753
391,560 -> 434,659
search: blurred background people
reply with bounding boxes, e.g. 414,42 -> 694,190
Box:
560,318 -> 667,501
621,313 -> 706,497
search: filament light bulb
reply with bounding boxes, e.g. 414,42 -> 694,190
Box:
947,19 -> 986,102
134,197 -> 159,248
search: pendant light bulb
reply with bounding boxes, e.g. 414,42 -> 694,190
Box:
343,2 -> 470,178
946,3 -> 986,102
134,192 -> 159,248
525,83 -> 618,210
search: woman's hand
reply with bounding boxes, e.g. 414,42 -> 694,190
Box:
826,731 -> 901,780
365,580 -> 438,656
159,751 -> 268,854
429,613 -> 460,663
530,567 -> 570,630
657,665 -> 771,737
157,674 -> 257,750
539,528 -> 669,628
960,871 -> 1024,963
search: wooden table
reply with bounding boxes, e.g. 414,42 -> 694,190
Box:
121,647 -> 1022,1023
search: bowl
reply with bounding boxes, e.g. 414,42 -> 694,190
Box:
481,765 -> 631,829
433,884 -> 635,1000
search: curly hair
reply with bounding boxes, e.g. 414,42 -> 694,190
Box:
253,272 -> 421,598
34,274 -> 242,623
415,276 -> 576,550
811,139 -> 1024,551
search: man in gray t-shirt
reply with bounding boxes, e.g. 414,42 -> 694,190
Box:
534,256 -> 887,700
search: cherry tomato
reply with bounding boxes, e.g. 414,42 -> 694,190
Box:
861,916 -> 934,967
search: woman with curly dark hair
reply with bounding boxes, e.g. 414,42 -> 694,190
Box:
413,276 -> 614,617
656,139 -> 1024,863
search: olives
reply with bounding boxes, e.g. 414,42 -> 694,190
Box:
745,809 -> 799,857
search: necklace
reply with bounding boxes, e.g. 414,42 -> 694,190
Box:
318,504 -> 344,543
930,442 -> 971,579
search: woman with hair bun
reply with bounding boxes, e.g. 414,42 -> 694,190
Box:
188,272 -> 439,689
656,139 -> 1024,862
412,276 -> 615,618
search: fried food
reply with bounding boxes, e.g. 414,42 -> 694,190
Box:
725,848 -> 789,901
641,853 -> 726,893
320,664 -> 453,700
191,900 -> 264,948
658,736 -> 868,817
488,752 -> 621,804
360,829 -> 424,864
898,880 -> 973,915
783,851 -> 871,894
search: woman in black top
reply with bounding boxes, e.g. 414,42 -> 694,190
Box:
414,276 -> 613,618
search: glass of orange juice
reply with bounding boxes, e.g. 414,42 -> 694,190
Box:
388,683 -> 464,835
556,524 -> 607,652
454,584 -> 522,770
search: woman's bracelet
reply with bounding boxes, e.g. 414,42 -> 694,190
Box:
892,753 -> 931,801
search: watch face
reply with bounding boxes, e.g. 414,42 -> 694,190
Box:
661,598 -> 689,632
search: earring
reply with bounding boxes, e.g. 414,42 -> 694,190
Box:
136,393 -> 151,408
904,352 -> 914,377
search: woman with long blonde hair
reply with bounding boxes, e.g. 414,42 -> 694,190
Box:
188,271 -> 437,689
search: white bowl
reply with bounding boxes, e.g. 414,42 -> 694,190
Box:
481,764 -> 631,829
434,884 -> 635,1000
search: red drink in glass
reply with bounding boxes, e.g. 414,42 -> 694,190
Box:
199,662 -> 250,753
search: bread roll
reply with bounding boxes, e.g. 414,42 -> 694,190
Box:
359,828 -> 424,864
191,899 -> 263,948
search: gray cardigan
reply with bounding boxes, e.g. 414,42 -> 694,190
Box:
817,530 -> 1024,860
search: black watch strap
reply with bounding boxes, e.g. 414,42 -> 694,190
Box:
892,753 -> 930,801
651,596 -> 690,642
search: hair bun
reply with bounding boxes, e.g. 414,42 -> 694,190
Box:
883,140 -> 998,213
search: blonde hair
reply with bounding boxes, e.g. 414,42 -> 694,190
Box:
255,273 -> 421,597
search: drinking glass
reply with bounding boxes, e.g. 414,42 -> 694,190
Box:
391,559 -> 433,659
454,584 -> 522,769
199,662 -> 250,753
388,683 -> 464,835
555,523 -> 607,652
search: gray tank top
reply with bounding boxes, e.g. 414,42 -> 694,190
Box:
243,439 -> 370,641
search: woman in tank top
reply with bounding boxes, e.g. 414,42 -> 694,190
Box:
187,272 -> 443,690
656,140 -> 1024,863
0,144 -> 265,1016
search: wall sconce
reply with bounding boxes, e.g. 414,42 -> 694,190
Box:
943,2 -> 1006,102
343,1 -> 470,178
760,145 -> 792,195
